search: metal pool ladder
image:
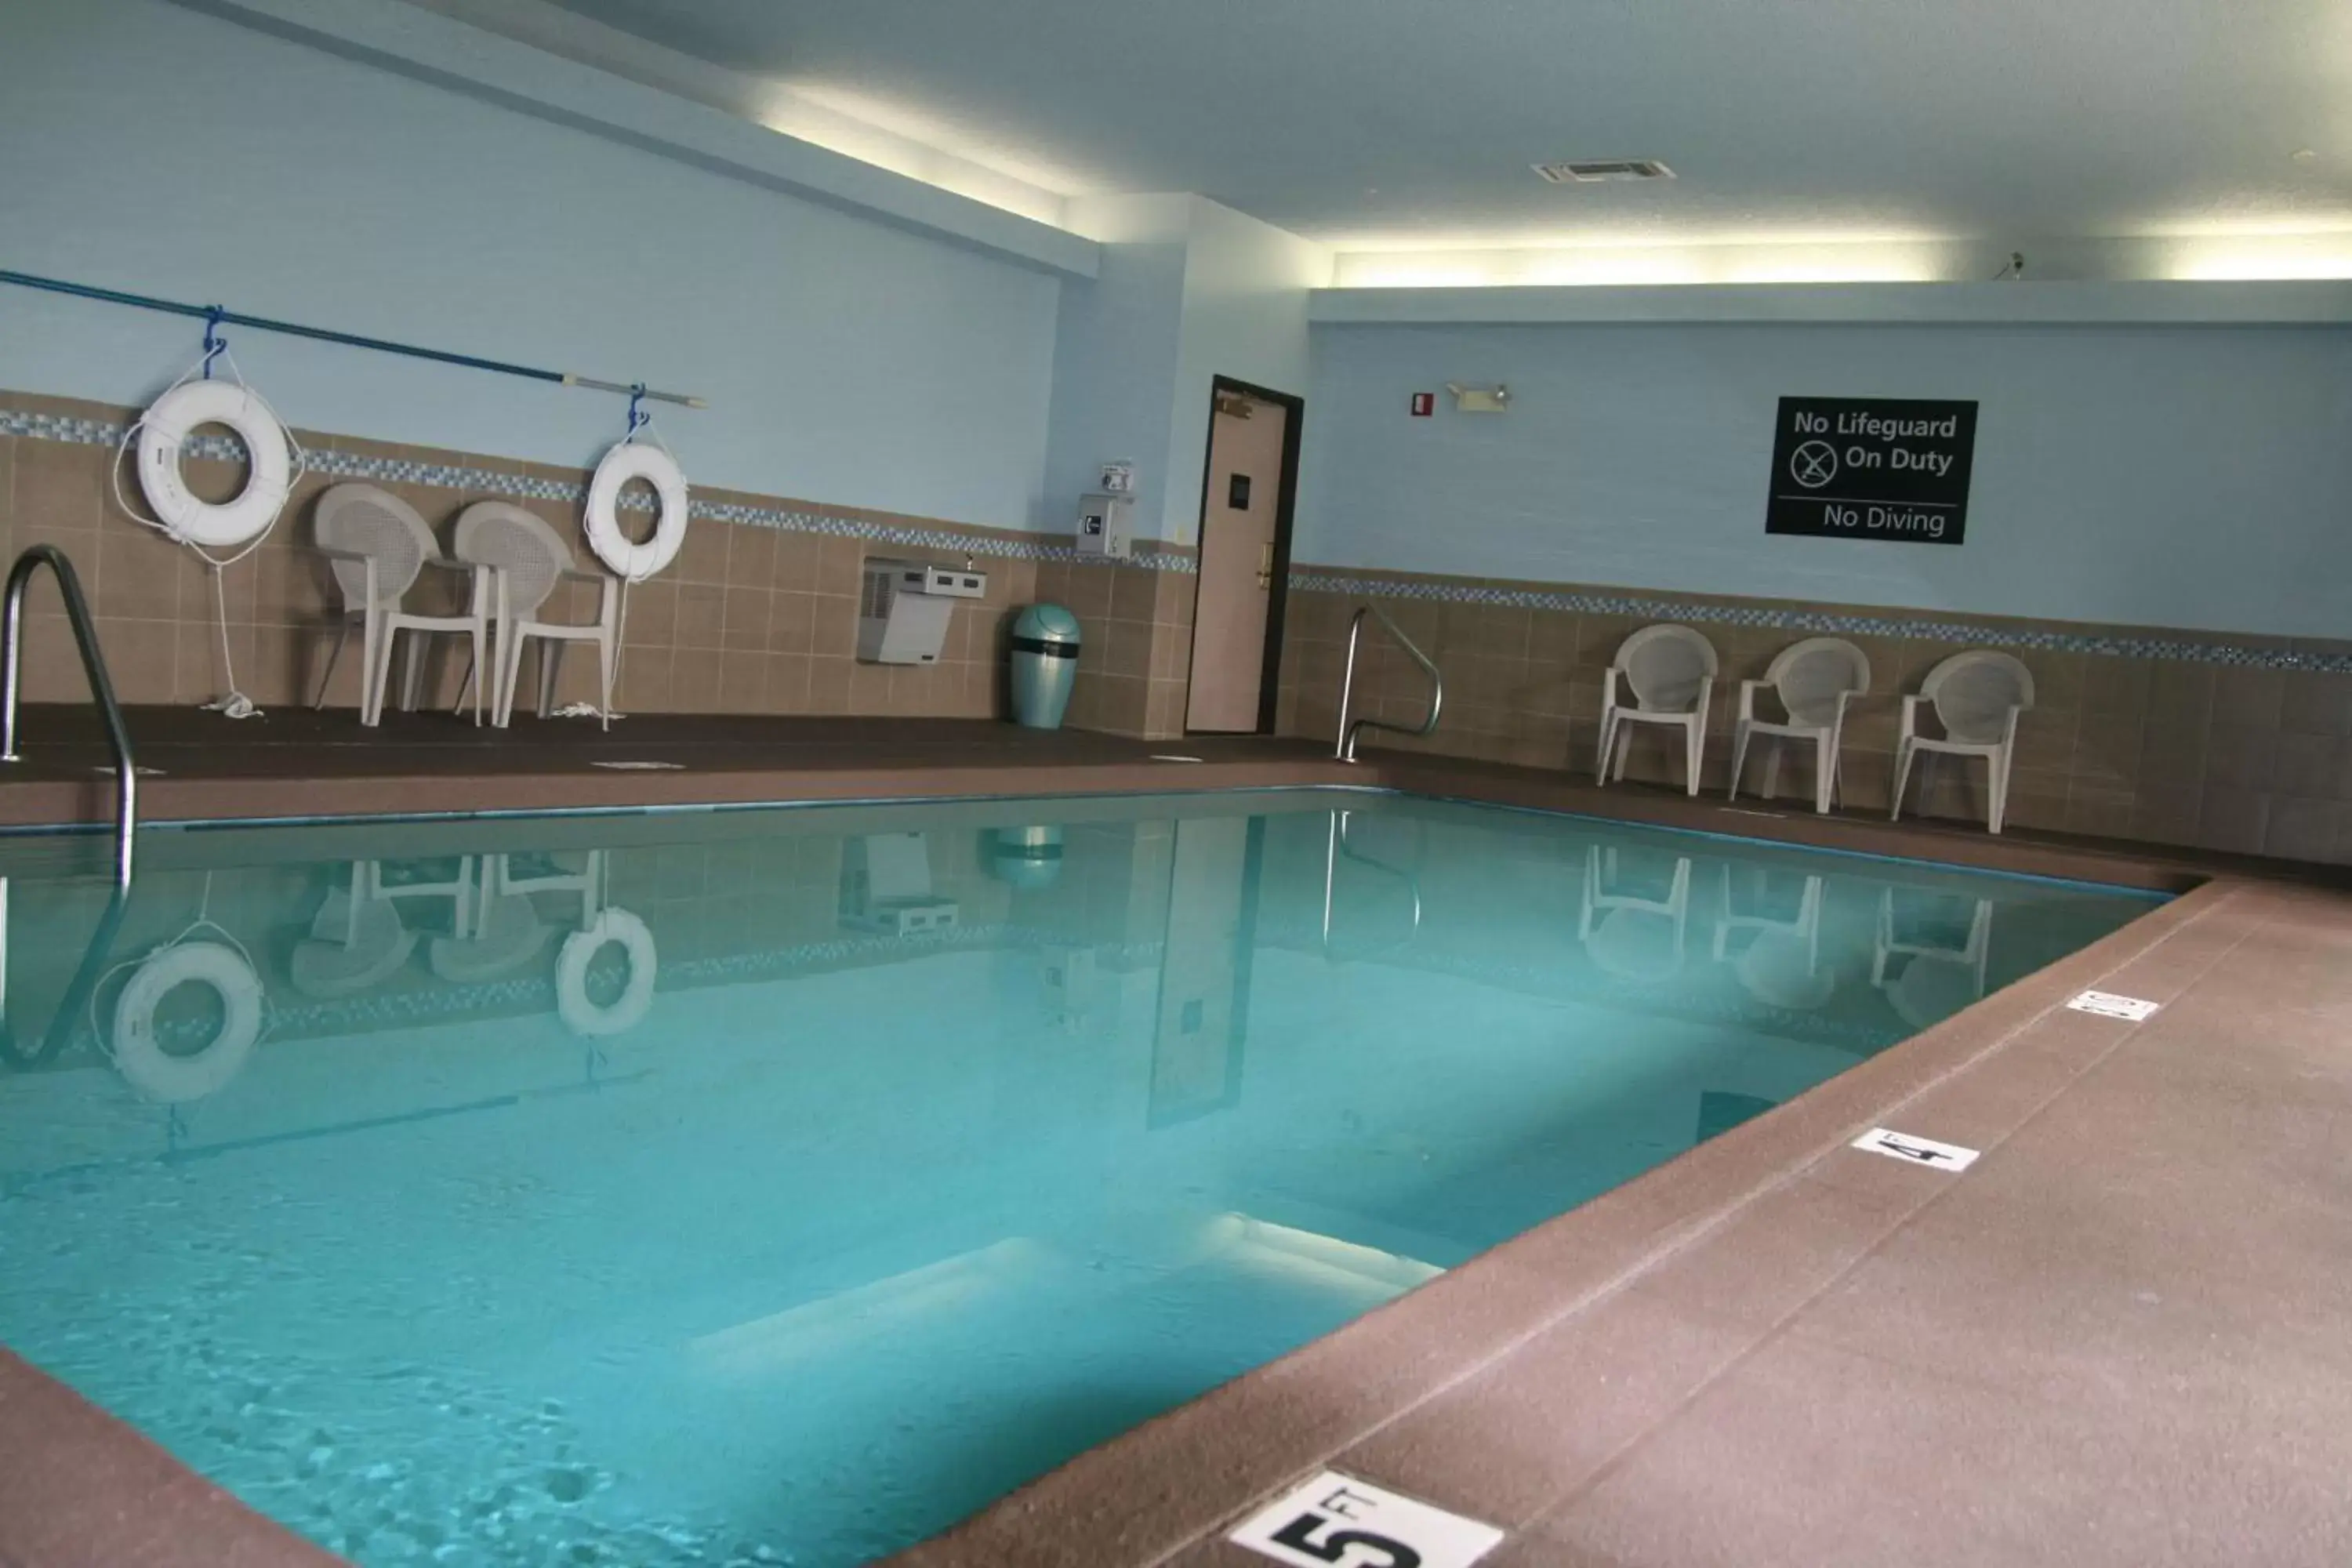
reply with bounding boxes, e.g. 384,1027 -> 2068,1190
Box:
1334,604 -> 1443,761
1321,808 -> 1425,961
2,545 -> 138,886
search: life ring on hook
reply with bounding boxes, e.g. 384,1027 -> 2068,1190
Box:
583,440 -> 688,581
136,379 -> 293,550
556,908 -> 656,1037
110,940 -> 263,1102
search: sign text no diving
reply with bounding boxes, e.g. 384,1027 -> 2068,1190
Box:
1766,396 -> 1978,546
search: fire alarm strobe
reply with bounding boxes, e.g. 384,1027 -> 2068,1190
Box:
1410,392 -> 1435,417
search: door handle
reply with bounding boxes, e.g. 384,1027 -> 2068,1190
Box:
1257,542 -> 1275,591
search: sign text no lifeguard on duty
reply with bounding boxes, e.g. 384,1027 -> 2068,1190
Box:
1766,396 -> 1978,546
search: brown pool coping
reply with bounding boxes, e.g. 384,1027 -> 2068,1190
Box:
3,709 -> 2349,1567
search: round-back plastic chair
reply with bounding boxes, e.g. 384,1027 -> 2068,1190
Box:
1730,637 -> 1871,813
1577,845 -> 1693,982
454,502 -> 620,726
312,484 -> 487,726
1597,624 -> 1719,795
1893,651 -> 2035,833
1925,652 -> 2035,744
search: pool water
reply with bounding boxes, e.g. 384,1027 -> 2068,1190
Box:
0,791 -> 2155,1566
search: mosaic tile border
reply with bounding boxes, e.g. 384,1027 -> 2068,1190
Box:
9,403 -> 2327,667
1290,571 -> 2352,673
0,405 -> 1198,575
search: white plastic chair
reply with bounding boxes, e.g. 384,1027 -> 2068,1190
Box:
1712,866 -> 1832,1010
428,849 -> 602,982
1891,651 -> 2035,834
290,887 -> 417,998
312,485 -> 490,726
452,502 -> 621,727
1577,845 -> 1693,982
1871,889 -> 1994,1029
1597,624 -> 1718,796
486,849 -> 605,915
1730,637 -> 1871,814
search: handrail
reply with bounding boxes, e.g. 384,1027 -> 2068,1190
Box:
1320,808 -> 1425,960
2,546 -> 137,886
0,884 -> 130,1069
1334,603 -> 1443,761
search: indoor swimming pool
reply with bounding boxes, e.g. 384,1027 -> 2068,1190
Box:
0,790 -> 2159,1566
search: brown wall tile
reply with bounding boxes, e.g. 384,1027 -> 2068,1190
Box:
1274,581 -> 2344,865
13,441 -> 101,532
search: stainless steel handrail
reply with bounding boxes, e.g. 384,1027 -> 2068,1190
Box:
1334,604 -> 1443,761
1320,808 -> 1424,960
2,546 -> 137,886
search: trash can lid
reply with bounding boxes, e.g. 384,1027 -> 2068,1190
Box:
1014,603 -> 1082,644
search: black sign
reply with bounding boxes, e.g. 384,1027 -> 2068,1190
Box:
1766,397 -> 1977,546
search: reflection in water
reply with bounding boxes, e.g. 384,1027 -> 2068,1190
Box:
1320,810 -> 1423,961
430,852 -> 601,985
1873,888 -> 1997,1029
0,798 -> 2151,1568
1579,844 -> 1693,982
1036,942 -> 1105,1033
839,832 -> 960,935
285,852 -> 658,1042
1714,867 -> 1833,1011
1149,816 -> 1258,1127
109,932 -> 265,1104
985,825 -> 1064,891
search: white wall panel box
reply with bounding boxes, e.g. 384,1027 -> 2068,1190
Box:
857,557 -> 987,664
1075,492 -> 1136,560
837,833 -> 961,936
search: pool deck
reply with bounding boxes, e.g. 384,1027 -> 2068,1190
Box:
4,710 -> 2350,1568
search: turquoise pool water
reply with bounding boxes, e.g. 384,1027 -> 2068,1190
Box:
0,791 -> 2155,1566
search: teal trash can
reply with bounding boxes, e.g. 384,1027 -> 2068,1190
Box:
985,825 -> 1065,888
1010,604 -> 1081,728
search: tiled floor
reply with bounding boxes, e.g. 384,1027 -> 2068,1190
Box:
3,711 -> 2350,1568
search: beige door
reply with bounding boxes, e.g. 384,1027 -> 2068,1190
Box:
1186,392 -> 1290,732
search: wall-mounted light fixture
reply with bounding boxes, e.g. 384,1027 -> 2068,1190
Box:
1445,382 -> 1511,413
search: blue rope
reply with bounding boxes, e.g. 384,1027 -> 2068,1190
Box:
626,383 -> 649,437
201,306 -> 227,379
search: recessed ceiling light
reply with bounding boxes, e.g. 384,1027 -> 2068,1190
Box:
1533,159 -> 1676,184
2292,148 -> 2318,162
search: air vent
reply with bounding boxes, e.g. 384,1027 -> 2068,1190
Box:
1534,159 -> 1676,184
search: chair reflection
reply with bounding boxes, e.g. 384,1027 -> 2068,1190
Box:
292,862 -> 446,997
1871,888 -> 1995,1029
1712,866 -> 1833,1010
429,851 -> 604,983
1579,845 -> 1693,982
292,851 -> 627,1007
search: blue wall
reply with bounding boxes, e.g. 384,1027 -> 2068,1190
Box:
0,0 -> 1062,531
1301,320 -> 2352,637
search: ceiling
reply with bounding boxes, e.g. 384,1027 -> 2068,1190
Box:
517,0 -> 2351,254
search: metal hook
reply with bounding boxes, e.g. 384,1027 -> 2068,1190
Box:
201,306 -> 227,379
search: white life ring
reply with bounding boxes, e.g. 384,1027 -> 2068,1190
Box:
583,440 -> 688,581
556,908 -> 656,1037
110,940 -> 263,1102
136,379 -> 293,550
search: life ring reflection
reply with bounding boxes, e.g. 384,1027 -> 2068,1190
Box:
556,907 -> 655,1037
111,940 -> 263,1103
